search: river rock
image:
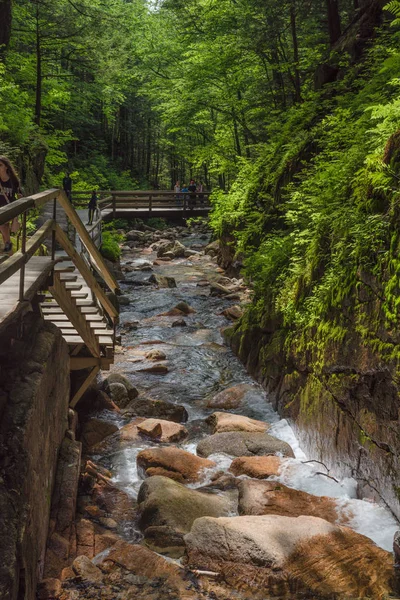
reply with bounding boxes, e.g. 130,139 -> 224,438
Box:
137,447 -> 215,483
103,374 -> 138,408
137,363 -> 169,374
145,349 -> 166,360
207,412 -> 269,434
149,273 -> 177,288
229,455 -> 284,478
118,295 -> 130,305
222,305 -> 243,320
96,540 -> 198,598
207,383 -> 254,409
90,418 -> 146,453
72,555 -> 104,584
126,396 -> 188,422
126,229 -> 146,241
197,431 -> 295,458
81,418 -> 119,452
137,418 -> 188,442
157,240 -> 186,258
204,240 -> 220,256
171,318 -> 187,327
137,476 -> 231,555
184,515 -> 393,599
238,480 -> 341,523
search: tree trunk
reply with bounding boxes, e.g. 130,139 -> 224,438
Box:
0,0 -> 12,53
34,2 -> 42,126
326,0 -> 342,45
290,2 -> 302,103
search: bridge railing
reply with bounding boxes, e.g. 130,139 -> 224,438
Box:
70,190 -> 211,219
0,189 -> 119,331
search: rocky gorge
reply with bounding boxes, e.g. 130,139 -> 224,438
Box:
37,221 -> 400,600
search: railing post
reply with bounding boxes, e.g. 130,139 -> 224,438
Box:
149,194 -> 152,213
51,196 -> 57,260
183,195 -> 187,216
18,211 -> 27,302
112,193 -> 116,220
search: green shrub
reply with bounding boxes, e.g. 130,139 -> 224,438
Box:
147,217 -> 168,230
100,231 -> 121,262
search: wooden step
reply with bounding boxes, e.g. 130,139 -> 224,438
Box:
59,274 -> 78,282
63,334 -> 113,346
43,313 -> 105,322
70,292 -> 88,299
65,283 -> 82,291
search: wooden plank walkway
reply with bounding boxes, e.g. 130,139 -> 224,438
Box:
0,256 -> 55,328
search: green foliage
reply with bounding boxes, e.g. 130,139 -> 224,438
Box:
100,231 -> 122,262
146,217 -> 168,230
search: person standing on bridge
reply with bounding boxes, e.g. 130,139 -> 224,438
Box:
188,179 -> 197,209
87,190 -> 98,225
0,156 -> 22,253
63,172 -> 72,202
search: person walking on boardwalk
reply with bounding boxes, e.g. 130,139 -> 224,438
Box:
188,179 -> 197,209
0,156 -> 22,253
87,190 -> 98,225
63,172 -> 72,202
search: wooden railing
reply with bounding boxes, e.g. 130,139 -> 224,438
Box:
71,190 -> 211,219
0,189 -> 119,328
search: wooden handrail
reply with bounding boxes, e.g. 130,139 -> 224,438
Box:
0,189 -> 59,226
0,219 -> 54,286
57,190 -> 119,293
55,224 -> 119,321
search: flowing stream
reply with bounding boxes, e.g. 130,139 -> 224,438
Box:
92,227 -> 398,555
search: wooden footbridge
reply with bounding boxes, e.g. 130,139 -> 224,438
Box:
0,189 -> 120,407
72,189 -> 212,220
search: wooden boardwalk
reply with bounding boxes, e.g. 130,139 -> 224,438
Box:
0,190 -> 119,407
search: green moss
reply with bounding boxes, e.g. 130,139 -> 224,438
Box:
100,231 -> 121,262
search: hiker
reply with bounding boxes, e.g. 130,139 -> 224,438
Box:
87,190 -> 98,225
188,179 -> 197,209
0,156 -> 22,253
63,172 -> 72,202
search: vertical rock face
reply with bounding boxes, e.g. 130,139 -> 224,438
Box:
0,314 -> 70,600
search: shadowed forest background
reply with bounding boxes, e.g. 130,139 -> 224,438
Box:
2,0 -> 400,369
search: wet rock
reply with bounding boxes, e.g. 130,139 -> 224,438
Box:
145,349 -> 167,361
207,412 -> 269,434
157,240 -> 186,258
90,418 -> 145,452
184,515 -> 393,599
137,363 -> 169,374
103,373 -> 138,407
143,525 -> 187,557
222,305 -> 243,320
171,319 -> 187,327
98,540 -> 198,598
204,240 -> 220,256
197,431 -> 295,458
196,280 -> 210,287
81,418 -> 119,452
184,249 -> 200,257
72,555 -> 104,584
229,455 -> 284,478
238,480 -> 341,523
137,476 -> 231,555
137,447 -> 215,483
91,480 -> 136,522
126,229 -> 147,242
37,578 -> 62,599
125,396 -> 188,423
149,273 -> 177,288
160,301 -> 195,317
118,295 -> 131,305
207,384 -> 254,409
137,419 -> 188,443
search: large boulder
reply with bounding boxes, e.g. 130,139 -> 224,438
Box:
197,432 -> 295,459
238,480 -> 341,523
102,374 -> 138,408
137,419 -> 188,443
229,455 -> 284,478
207,384 -> 254,409
207,412 -> 269,434
125,396 -> 188,423
184,515 -> 394,599
137,447 -> 215,483
137,476 -> 232,556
